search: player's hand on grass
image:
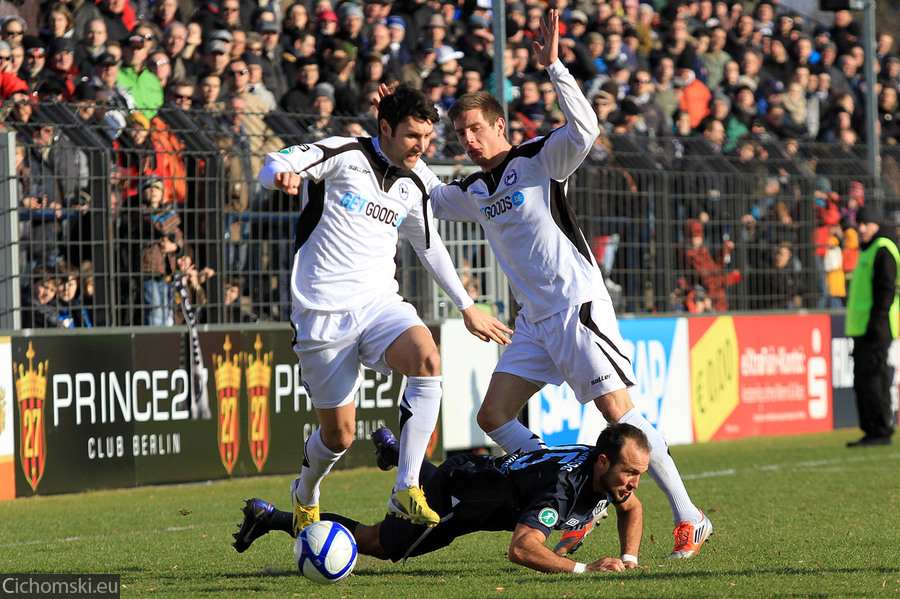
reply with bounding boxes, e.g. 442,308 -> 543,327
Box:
587,557 -> 638,572
274,171 -> 302,195
460,305 -> 513,345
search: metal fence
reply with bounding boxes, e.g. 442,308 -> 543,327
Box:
2,100 -> 897,330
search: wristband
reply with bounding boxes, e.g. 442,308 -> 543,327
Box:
621,554 -> 638,565
573,562 -> 587,573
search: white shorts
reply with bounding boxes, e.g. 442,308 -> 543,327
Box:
291,294 -> 425,409
495,298 -> 635,404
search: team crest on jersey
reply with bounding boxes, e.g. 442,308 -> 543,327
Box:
539,508 -> 559,526
399,182 -> 409,201
505,169 -> 518,186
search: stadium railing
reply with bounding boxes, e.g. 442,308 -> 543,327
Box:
2,102 -> 897,330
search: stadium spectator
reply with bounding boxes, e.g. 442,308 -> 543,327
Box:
282,2 -> 311,38
96,0 -> 131,44
40,2 -> 75,45
150,0 -> 180,33
845,204 -> 899,447
401,39 -> 437,90
234,423 -> 649,573
0,15 -> 26,48
56,261 -> 92,328
74,18 -> 108,77
257,19 -> 287,102
173,245 -> 214,324
113,110 -> 169,204
21,264 -> 61,328
243,50 -> 276,109
117,33 -> 163,118
679,219 -> 741,312
90,50 -> 135,138
131,174 -> 180,326
321,51 -> 359,115
19,36 -> 65,95
147,50 -> 172,90
163,22 -> 201,83
281,55 -> 318,112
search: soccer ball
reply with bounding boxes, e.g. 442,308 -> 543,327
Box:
294,521 -> 358,584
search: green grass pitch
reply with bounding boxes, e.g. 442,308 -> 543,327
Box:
1,429 -> 898,598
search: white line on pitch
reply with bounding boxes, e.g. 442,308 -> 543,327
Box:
681,452 -> 900,480
0,522 -> 234,549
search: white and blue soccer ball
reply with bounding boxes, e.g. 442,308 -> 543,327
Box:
294,520 -> 358,584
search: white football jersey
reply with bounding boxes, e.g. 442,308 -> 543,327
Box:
430,60 -> 607,322
258,136 -> 470,312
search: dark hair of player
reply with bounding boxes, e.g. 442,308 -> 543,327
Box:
592,423 -> 650,465
378,82 -> 440,136
448,91 -> 504,131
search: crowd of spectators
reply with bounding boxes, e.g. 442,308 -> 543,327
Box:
1,0 -> 895,325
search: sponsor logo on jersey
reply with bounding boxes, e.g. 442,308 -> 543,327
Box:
511,191 -> 525,206
348,164 -> 371,175
340,193 -> 406,228
480,196 -> 514,220
505,169 -> 518,186
539,507 -> 559,527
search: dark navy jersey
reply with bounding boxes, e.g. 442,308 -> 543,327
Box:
377,445 -> 611,562
427,446 -> 610,538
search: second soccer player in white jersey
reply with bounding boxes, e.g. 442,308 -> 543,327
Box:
256,84 -> 513,534
423,10 -> 713,558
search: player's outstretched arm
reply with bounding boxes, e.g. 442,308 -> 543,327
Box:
460,305 -> 513,345
509,524 -> 620,573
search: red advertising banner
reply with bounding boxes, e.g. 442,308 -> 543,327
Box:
689,315 -> 832,441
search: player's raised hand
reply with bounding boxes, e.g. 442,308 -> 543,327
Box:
532,8 -> 559,68
460,306 -> 513,345
274,171 -> 302,195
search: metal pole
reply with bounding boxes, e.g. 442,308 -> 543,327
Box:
492,0 -> 508,125
863,0 -> 879,185
0,131 -> 21,331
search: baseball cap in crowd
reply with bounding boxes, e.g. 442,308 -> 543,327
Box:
211,29 -> 234,43
425,14 -> 447,29
763,78 -> 784,95
339,3 -> 363,20
95,52 -> 119,67
49,37 -> 75,55
311,81 -> 335,102
416,39 -> 436,54
435,44 -> 464,65
73,81 -> 98,101
241,51 -> 262,66
317,9 -> 339,23
23,36 -> 46,55
568,10 -> 588,24
386,15 -> 406,31
468,14 -> 490,30
206,39 -> 229,54
257,20 -> 279,33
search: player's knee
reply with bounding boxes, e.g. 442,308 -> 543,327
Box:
320,425 -> 355,453
413,350 -> 441,377
476,404 -> 502,433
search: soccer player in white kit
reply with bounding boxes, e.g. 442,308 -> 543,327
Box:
257,84 -> 513,534
427,10 -> 712,558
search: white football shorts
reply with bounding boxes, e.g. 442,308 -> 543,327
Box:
495,298 -> 635,404
291,294 -> 425,409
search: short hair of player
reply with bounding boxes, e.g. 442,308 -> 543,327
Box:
448,91 -> 504,127
593,423 -> 650,465
378,82 -> 440,135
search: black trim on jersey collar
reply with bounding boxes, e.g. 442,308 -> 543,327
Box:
358,136 -> 433,248
454,131 -> 554,196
